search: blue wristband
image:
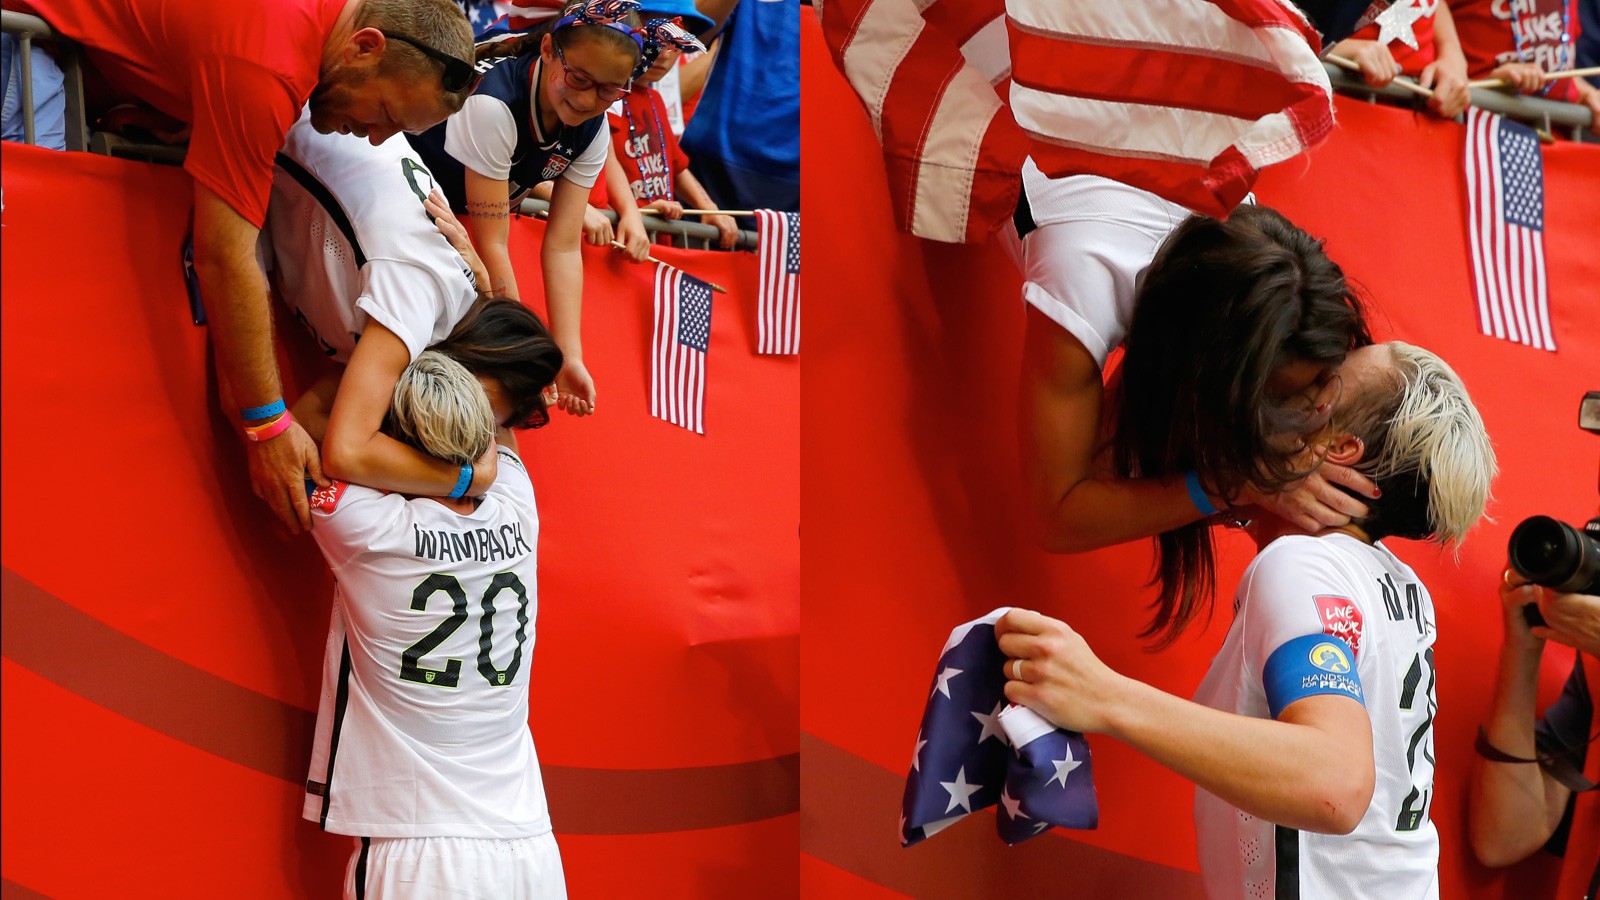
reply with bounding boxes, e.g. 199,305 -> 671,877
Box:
240,399 -> 287,422
1185,470 -> 1219,516
447,464 -> 473,499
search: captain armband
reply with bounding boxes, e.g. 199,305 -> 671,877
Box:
1263,634 -> 1365,719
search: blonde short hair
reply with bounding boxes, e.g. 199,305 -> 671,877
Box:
1335,342 -> 1497,545
388,351 -> 496,467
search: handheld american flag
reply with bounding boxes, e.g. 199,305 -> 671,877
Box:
756,210 -> 801,355
816,0 -> 1335,243
902,608 -> 1097,847
1464,108 -> 1556,351
651,263 -> 712,434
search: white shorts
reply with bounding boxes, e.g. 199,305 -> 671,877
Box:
1005,162 -> 1193,369
345,833 -> 567,900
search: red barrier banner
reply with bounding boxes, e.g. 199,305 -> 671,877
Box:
1,141 -> 797,898
801,11 -> 1599,900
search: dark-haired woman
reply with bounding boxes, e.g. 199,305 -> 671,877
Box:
265,111 -> 561,505
1011,171 -> 1380,623
407,0 -> 703,418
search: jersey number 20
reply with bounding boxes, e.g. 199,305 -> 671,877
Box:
400,572 -> 531,688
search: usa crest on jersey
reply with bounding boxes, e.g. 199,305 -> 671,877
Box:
541,155 -> 571,181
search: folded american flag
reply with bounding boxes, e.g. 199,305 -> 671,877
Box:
816,0 -> 1335,243
1464,107 -> 1556,351
651,263 -> 712,434
755,210 -> 800,355
902,608 -> 1097,847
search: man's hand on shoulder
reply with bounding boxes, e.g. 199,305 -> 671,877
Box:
248,421 -> 329,533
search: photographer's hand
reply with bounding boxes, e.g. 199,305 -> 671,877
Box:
1497,568 -> 1545,655
1531,592 -> 1600,657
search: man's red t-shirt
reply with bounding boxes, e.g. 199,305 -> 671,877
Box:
1346,0 -> 1440,75
605,85 -> 690,206
1449,0 -> 1584,102
9,0 -> 346,227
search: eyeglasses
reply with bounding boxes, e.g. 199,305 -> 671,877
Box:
381,31 -> 482,94
552,44 -> 632,101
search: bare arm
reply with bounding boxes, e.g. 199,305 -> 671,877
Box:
1468,575 -> 1574,867
195,184 -> 327,532
677,38 -> 720,102
604,142 -> 651,261
997,609 -> 1375,834
1419,4 -> 1471,118
543,175 -> 596,415
320,323 -> 498,496
675,167 -> 738,248
463,168 -> 519,300
1018,305 -> 1209,552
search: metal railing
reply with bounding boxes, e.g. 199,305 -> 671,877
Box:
1,12 -> 760,251
1322,60 -> 1595,142
516,197 -> 757,251
1,9 -> 88,151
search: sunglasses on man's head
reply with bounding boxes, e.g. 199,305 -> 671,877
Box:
380,31 -> 482,94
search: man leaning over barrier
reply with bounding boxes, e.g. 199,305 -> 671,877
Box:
2,0 -> 475,532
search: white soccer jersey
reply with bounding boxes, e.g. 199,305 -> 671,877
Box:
1193,533 -> 1439,900
1002,161 -> 1191,368
303,445 -> 552,840
267,109 -> 480,364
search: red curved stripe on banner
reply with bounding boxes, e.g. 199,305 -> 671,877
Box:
800,733 -> 1204,898
0,568 -> 797,834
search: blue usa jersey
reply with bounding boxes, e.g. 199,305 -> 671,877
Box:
406,52 -> 608,214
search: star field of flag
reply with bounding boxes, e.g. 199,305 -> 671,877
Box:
651,263 -> 711,434
1496,121 -> 1543,231
783,212 -> 800,273
901,609 -> 1098,848
678,279 -> 712,352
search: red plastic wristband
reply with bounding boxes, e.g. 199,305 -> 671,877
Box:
244,411 -> 295,443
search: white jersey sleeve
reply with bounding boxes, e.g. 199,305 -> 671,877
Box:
444,94 -> 520,180
308,482 -> 407,571
1235,537 -> 1370,675
1012,160 -> 1193,368
560,124 -> 608,189
269,111 -> 479,363
357,259 -> 466,363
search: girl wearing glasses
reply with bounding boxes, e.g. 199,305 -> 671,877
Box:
408,0 -> 703,419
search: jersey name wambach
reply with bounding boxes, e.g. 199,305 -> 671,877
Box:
303,446 -> 552,839
1193,533 -> 1439,900
265,109 -> 480,364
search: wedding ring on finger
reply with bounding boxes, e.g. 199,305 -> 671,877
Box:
1012,658 -> 1027,682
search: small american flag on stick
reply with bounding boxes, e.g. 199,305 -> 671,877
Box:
651,263 -> 713,434
756,210 -> 801,355
1464,107 -> 1556,351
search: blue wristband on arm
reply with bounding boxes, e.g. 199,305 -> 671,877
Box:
240,398 -> 287,422
447,464 -> 474,499
1263,634 -> 1365,719
1185,470 -> 1220,516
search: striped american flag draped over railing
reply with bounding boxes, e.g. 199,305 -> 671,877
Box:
814,0 -> 1339,244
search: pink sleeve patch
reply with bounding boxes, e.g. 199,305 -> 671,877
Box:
310,481 -> 349,512
1314,595 -> 1364,658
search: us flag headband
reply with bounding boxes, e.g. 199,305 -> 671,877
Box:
554,0 -> 704,80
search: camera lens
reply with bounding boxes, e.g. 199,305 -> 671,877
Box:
1508,516 -> 1600,595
